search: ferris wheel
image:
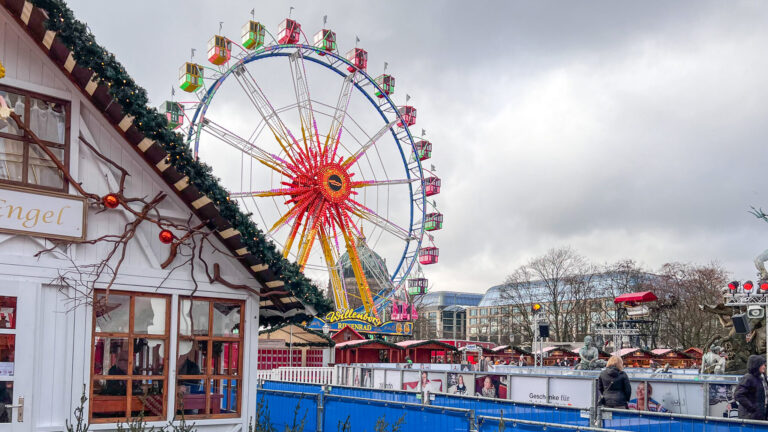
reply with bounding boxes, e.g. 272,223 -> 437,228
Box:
166,14 -> 443,321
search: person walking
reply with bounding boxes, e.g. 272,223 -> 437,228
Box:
598,355 -> 632,408
734,355 -> 767,420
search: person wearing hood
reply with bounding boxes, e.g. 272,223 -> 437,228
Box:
598,355 -> 632,408
734,355 -> 767,420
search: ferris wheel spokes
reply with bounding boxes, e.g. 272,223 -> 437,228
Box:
318,224 -> 349,310
332,206 -> 378,318
288,51 -> 322,160
199,117 -> 296,177
324,73 -> 355,163
348,200 -> 412,241
231,64 -> 308,170
341,117 -> 400,169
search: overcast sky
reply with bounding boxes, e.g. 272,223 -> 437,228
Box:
66,1 -> 768,294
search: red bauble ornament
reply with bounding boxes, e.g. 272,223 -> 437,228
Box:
159,229 -> 174,244
102,193 -> 119,209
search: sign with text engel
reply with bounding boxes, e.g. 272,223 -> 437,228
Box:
0,185 -> 86,241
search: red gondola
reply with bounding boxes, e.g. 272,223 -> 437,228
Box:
398,106 -> 416,128
419,247 -> 439,265
278,18 -> 301,44
424,176 -> 441,197
345,48 -> 368,72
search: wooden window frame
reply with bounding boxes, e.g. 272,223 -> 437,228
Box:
0,83 -> 71,193
89,290 -> 171,423
176,297 -> 245,419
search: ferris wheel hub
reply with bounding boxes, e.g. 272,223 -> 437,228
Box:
318,163 -> 352,204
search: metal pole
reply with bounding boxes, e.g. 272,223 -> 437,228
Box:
453,310 -> 457,347
289,325 -> 293,367
765,305 -> 767,360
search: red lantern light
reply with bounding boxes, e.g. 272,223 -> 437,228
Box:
744,280 -> 754,291
728,281 -> 740,291
102,193 -> 119,209
760,281 -> 768,291
159,229 -> 174,244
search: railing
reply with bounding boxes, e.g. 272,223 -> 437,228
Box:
261,380 -> 768,431
599,407 -> 768,432
257,367 -> 335,384
258,387 -> 628,432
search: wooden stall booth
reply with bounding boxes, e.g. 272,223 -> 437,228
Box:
487,345 -> 533,365
613,348 -> 659,368
396,340 -> 458,364
258,324 -> 335,369
334,339 -> 403,365
651,349 -> 696,368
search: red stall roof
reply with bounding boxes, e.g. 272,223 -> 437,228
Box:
614,291 -> 658,304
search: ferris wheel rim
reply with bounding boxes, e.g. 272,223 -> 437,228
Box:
183,43 -> 427,290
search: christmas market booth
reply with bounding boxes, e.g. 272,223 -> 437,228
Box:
396,339 -> 457,364
0,1 -> 330,430
613,348 -> 658,368
258,324 -> 335,369
543,347 -> 579,366
335,339 -> 402,365
487,345 -> 533,365
651,349 -> 696,368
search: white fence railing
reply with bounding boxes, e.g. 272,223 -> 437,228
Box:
257,367 -> 335,385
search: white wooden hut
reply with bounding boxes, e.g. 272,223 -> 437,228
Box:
0,1 -> 329,431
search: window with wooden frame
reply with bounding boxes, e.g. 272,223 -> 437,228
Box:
0,84 -> 70,191
90,291 -> 170,422
177,297 -> 244,418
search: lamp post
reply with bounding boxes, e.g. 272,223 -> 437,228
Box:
322,323 -> 333,366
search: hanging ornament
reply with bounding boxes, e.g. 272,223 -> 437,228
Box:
102,193 -> 119,209
0,61 -> 5,79
158,229 -> 174,244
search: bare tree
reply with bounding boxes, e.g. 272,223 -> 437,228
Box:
652,262 -> 728,349
501,247 -> 594,342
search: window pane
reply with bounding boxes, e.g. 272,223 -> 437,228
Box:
0,91 -> 24,136
177,340 -> 207,377
94,294 -> 130,333
28,98 -> 67,144
209,379 -> 238,414
176,381 -> 206,416
134,297 -> 166,335
130,379 -> 164,418
0,297 -> 16,329
179,299 -> 209,336
92,379 -> 127,418
93,337 -> 129,376
27,144 -> 63,189
0,382 -> 12,423
212,341 -> 239,376
212,302 -> 241,337
0,138 -> 23,182
133,339 -> 165,375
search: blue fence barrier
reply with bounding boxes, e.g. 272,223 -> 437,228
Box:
323,393 -> 472,432
257,389 -> 319,431
602,408 -> 768,432
262,380 -> 325,394
477,415 -> 622,432
432,393 -> 589,427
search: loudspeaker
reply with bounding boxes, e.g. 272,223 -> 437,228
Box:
748,305 -> 765,319
538,324 -> 550,338
732,313 -> 750,334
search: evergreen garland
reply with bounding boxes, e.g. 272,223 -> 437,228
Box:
28,0 -> 332,319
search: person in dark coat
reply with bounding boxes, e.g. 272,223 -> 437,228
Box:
734,355 -> 767,420
598,355 -> 632,408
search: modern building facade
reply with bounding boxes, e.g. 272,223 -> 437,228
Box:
413,291 -> 483,340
